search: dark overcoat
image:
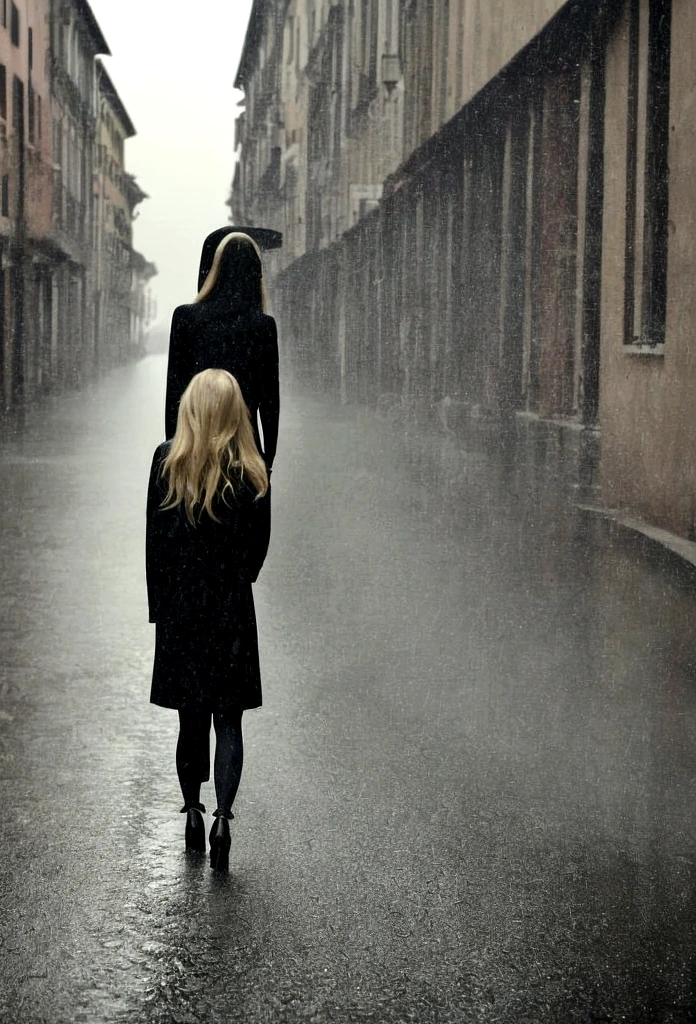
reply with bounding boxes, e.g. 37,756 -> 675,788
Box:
146,441 -> 271,712
164,302 -> 279,466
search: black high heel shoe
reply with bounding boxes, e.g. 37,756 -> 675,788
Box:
181,802 -> 206,852
209,811 -> 233,871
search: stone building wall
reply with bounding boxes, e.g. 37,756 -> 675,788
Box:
236,0 -> 696,543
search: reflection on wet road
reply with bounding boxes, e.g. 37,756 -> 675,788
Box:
0,355 -> 695,1023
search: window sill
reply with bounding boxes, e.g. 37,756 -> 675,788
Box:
623,343 -> 665,357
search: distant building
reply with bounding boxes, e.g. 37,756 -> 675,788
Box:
233,0 -> 696,545
0,0 -> 54,407
0,0 -> 154,413
232,0 -> 404,268
94,60 -> 154,366
48,0 -> 109,388
129,243 -> 157,356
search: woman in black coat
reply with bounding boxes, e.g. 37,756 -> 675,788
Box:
147,368 -> 271,871
164,231 -> 280,475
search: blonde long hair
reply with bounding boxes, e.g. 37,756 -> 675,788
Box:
195,231 -> 269,311
161,369 -> 268,524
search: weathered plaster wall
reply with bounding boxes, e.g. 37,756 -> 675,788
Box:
600,0 -> 696,539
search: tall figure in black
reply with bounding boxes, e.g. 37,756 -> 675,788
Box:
164,231 -> 279,475
147,369 -> 271,872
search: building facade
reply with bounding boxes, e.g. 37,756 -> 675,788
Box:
48,0 -> 108,388
129,245 -> 156,356
0,0 -> 154,413
94,59 -> 154,367
0,0 -> 53,408
234,0 -> 696,544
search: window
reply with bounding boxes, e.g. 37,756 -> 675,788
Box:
354,0 -> 379,108
28,81 -> 34,143
360,0 -> 369,72
287,16 -> 294,64
369,1 -> 378,85
10,2 -> 18,46
52,119 -> 61,168
1,174 -> 8,217
624,0 -> 672,347
11,74 -> 22,138
437,0 -> 450,120
0,64 -> 6,120
1,1 -> 6,30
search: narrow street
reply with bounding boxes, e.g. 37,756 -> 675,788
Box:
0,355 -> 695,1024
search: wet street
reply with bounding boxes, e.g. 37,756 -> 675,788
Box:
0,354 -> 695,1023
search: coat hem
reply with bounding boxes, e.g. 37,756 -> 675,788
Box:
150,698 -> 262,712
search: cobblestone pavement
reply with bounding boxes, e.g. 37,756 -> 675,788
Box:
0,355 -> 695,1023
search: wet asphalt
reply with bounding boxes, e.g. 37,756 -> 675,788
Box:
0,354 -> 695,1023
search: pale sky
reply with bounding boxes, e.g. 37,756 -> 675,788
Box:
88,0 -> 254,328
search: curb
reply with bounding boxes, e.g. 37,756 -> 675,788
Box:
577,503 -> 696,579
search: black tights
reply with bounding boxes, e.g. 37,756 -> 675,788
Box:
176,709 -> 244,818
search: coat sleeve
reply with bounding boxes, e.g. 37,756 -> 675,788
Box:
238,488 -> 271,584
164,307 -> 191,439
146,448 -> 169,623
251,488 -> 272,582
258,317 -> 280,470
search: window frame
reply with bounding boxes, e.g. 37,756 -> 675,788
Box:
10,2 -> 19,47
623,0 -> 672,350
0,64 -> 6,122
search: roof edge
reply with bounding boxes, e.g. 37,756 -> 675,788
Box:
96,59 -> 135,138
75,0 -> 111,56
234,0 -> 266,90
